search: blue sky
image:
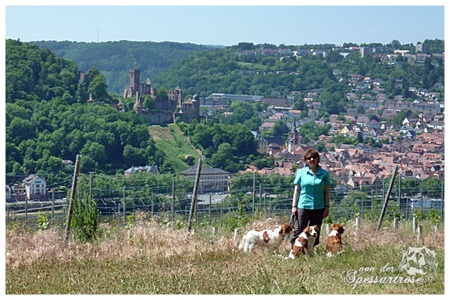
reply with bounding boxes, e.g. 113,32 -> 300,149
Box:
3,2 -> 446,46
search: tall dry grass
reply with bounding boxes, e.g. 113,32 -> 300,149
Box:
5,215 -> 445,294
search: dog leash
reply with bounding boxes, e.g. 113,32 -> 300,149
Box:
290,213 -> 298,228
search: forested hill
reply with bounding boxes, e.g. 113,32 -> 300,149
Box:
153,40 -> 444,115
29,39 -> 444,107
30,40 -> 216,94
5,39 -> 172,176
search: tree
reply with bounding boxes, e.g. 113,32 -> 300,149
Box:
232,126 -> 258,156
142,95 -> 155,110
7,118 -> 36,144
157,88 -> 168,100
419,177 -> 442,198
210,143 -> 235,170
82,142 -> 107,164
88,74 -> 109,100
272,120 -> 289,136
390,39 -> 401,50
333,190 -> 369,221
123,145 -> 146,166
236,42 -> 255,51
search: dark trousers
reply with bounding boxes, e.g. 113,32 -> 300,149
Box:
290,208 -> 325,247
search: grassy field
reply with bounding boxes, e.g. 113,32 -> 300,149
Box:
148,124 -> 203,173
5,216 -> 445,294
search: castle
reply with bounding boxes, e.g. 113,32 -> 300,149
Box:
123,68 -> 199,125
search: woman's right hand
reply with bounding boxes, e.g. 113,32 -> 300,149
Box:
292,206 -> 298,215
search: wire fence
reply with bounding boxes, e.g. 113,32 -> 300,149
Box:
5,179 -> 445,232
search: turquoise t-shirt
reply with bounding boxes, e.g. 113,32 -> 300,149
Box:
293,166 -> 330,209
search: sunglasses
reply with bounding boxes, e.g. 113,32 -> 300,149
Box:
306,155 -> 318,160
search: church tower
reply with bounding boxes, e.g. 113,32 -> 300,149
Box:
288,119 -> 299,154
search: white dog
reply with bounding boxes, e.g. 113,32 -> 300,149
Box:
238,223 -> 293,253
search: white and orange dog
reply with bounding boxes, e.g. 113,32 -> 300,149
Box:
238,223 -> 293,253
326,223 -> 345,257
288,225 -> 320,259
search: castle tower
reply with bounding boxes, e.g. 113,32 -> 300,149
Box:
192,94 -> 200,120
133,91 -> 143,115
169,85 -> 183,107
143,78 -> 152,96
130,68 -> 140,86
124,69 -> 141,99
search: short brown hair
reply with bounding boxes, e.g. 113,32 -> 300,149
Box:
303,148 -> 320,163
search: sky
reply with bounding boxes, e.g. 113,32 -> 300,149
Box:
2,1 -> 446,47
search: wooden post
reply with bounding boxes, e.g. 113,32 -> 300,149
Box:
89,172 -> 94,201
151,192 -> 154,216
252,171 -> 256,220
117,203 -> 121,224
376,165 -> 398,232
25,195 -> 28,229
209,194 -> 212,225
187,159 -> 202,232
440,180 -> 444,221
51,187 -> 55,226
220,190 -> 223,226
64,154 -> 81,244
171,176 -> 175,223
122,186 -> 126,224
259,183 -> 262,211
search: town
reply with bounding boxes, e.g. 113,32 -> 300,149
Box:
120,42 -> 444,192
5,41 -> 445,201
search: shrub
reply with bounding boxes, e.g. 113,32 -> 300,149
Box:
71,193 -> 100,243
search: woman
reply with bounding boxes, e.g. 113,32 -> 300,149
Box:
290,148 -> 330,248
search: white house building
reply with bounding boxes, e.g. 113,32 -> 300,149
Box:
22,174 -> 46,200
180,166 -> 231,193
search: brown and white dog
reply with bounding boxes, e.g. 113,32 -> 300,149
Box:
326,223 -> 345,257
238,223 -> 293,253
288,225 -> 320,259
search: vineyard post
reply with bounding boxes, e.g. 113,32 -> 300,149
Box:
25,195 -> 28,229
376,165 -> 398,232
187,159 -> 202,232
122,186 -> 126,224
171,175 -> 175,223
252,171 -> 255,220
51,188 -> 55,226
64,154 -> 81,244
209,194 -> 212,224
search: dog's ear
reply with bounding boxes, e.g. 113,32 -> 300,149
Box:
314,225 -> 320,233
281,223 -> 292,234
263,231 -> 270,243
302,227 -> 310,235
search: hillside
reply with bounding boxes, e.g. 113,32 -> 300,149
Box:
153,41 -> 444,111
30,40 -> 216,94
5,39 -> 169,176
5,38 -> 445,177
148,124 -> 203,173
